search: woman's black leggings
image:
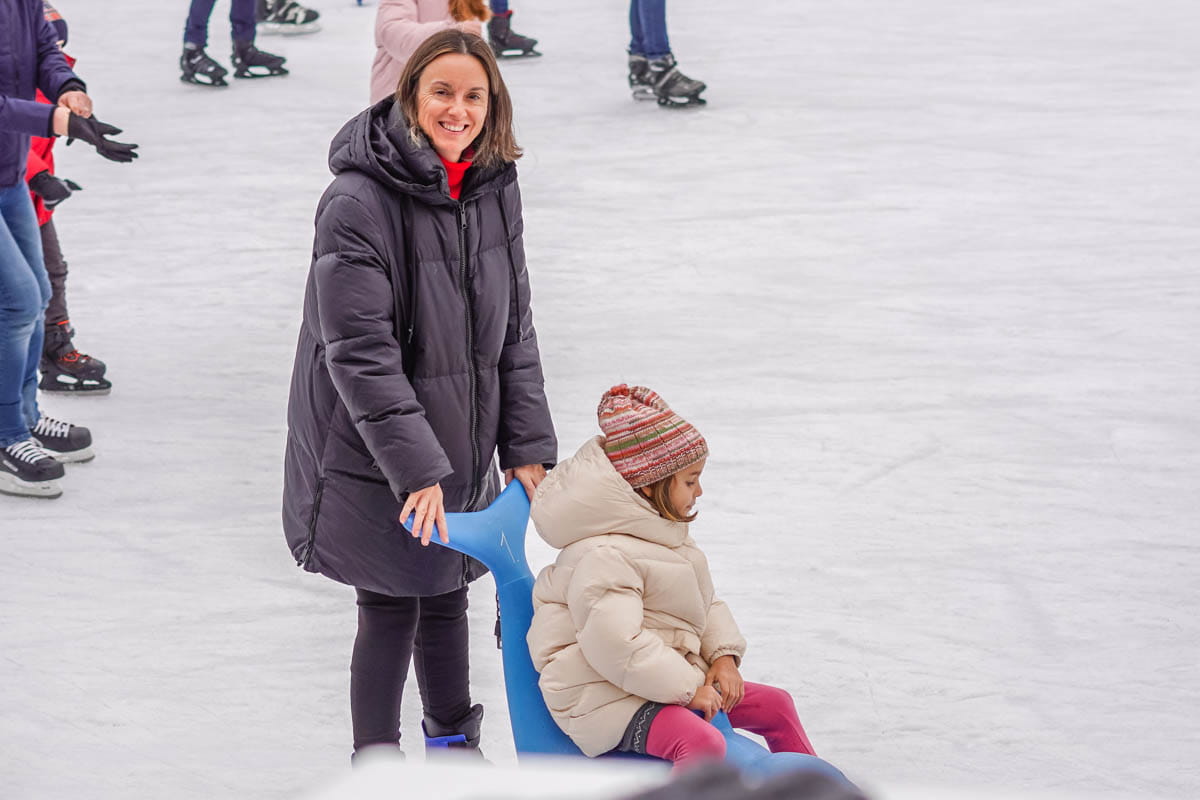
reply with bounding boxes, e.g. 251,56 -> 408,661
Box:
350,585 -> 473,751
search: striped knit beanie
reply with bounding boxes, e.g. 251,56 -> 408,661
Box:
597,385 -> 708,489
43,1 -> 68,46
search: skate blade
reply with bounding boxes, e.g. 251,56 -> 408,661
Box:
495,49 -> 542,59
658,96 -> 707,109
44,446 -> 95,465
631,88 -> 657,101
0,473 -> 63,499
234,67 -> 290,79
257,21 -> 322,36
180,74 -> 229,88
40,375 -> 113,395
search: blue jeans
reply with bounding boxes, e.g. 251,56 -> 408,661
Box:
629,0 -> 671,58
0,183 -> 50,448
184,0 -> 257,48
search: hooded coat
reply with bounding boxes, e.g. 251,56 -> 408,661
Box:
0,0 -> 81,188
527,437 -> 747,757
282,98 -> 557,597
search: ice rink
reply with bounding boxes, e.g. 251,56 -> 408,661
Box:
2,1 -> 1197,797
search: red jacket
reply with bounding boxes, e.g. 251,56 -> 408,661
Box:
25,52 -> 76,226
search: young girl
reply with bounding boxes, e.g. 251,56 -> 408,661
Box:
527,384 -> 817,770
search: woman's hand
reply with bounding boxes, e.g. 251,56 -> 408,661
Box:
504,464 -> 547,500
687,685 -> 722,722
57,90 -> 92,118
400,483 -> 448,546
705,655 -> 744,712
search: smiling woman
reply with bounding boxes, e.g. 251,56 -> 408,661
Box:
282,28 -> 557,760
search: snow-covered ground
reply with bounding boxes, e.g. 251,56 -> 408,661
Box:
3,1 -> 1198,797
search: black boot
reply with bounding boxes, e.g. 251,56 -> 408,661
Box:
231,40 -> 289,78
422,703 -> 485,758
40,320 -> 112,394
487,11 -> 540,59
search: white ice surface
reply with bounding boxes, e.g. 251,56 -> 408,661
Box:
2,1 -> 1198,798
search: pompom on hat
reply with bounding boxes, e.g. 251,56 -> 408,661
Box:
597,384 -> 708,489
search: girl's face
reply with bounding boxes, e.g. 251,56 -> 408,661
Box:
669,458 -> 706,517
416,53 -> 489,163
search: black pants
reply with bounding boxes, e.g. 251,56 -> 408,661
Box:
40,219 -> 69,327
350,586 -> 473,751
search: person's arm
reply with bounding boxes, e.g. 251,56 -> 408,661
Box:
375,0 -> 479,62
312,191 -> 453,500
700,596 -> 747,667
567,546 -> 702,704
495,181 -> 557,474
34,12 -> 83,103
0,93 -> 57,137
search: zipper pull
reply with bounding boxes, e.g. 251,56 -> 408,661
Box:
460,203 -> 468,230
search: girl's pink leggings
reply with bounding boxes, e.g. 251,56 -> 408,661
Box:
645,682 -> 816,771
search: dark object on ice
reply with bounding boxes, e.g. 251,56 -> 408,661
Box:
621,760 -> 873,800
65,113 -> 138,162
180,43 -> 228,86
488,10 -> 541,58
646,53 -> 705,108
231,40 -> 288,78
40,321 -> 110,395
29,170 -> 81,210
30,415 -> 94,463
257,0 -> 321,35
0,439 -> 65,499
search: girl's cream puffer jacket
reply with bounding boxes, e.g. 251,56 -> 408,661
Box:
526,437 -> 746,757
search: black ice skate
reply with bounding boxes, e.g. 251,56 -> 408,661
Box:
40,321 -> 112,395
0,439 -> 65,499
647,53 -> 706,108
232,41 -> 289,78
422,704 -> 486,759
257,0 -> 321,36
488,11 -> 541,59
180,44 -> 229,87
30,416 -> 95,464
628,53 -> 656,101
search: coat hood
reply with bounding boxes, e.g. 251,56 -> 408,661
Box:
531,437 -> 689,551
327,97 -> 514,206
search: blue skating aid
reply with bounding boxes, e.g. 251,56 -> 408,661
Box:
407,482 -> 852,782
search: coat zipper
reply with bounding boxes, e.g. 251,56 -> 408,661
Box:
458,202 -> 482,511
300,477 -> 326,568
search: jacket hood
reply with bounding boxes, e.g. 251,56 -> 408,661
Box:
327,97 -> 515,206
531,437 -> 689,550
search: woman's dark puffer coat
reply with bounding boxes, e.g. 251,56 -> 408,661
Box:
283,98 -> 557,597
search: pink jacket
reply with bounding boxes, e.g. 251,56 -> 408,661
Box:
370,0 -> 484,104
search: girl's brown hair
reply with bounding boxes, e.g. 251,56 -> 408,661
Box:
448,0 -> 490,21
639,474 -> 698,524
394,28 -> 521,169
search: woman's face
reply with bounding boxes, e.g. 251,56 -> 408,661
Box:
416,53 -> 489,163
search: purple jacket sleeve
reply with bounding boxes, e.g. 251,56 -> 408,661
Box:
0,96 -> 55,138
35,12 -> 82,101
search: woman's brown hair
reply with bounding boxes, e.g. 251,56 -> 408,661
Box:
639,474 -> 698,524
394,28 -> 521,169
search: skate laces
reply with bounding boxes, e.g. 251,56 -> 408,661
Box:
32,416 -> 72,439
5,439 -> 54,464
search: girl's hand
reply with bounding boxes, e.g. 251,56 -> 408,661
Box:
504,464 -> 547,500
400,483 -> 448,546
687,685 -> 722,721
705,655 -> 744,712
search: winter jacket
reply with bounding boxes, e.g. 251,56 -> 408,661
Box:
25,53 -> 74,225
282,97 -> 557,597
370,0 -> 483,105
0,0 -> 80,188
527,437 -> 747,757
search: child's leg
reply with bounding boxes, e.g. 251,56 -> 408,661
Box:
184,0 -> 219,47
645,705 -> 726,771
412,586 -> 473,729
39,220 -> 68,327
726,682 -> 817,755
349,588 -> 420,751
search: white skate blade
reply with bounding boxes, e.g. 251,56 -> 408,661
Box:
257,21 -> 321,36
44,445 -> 95,465
0,471 -> 63,499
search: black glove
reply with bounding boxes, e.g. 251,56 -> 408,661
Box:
29,171 -> 83,210
66,113 -> 138,163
